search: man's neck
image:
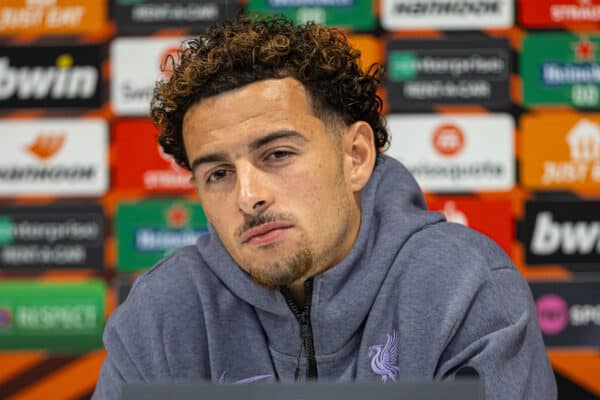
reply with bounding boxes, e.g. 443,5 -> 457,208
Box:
287,279 -> 306,309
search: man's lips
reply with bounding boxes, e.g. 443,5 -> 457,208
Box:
240,222 -> 293,245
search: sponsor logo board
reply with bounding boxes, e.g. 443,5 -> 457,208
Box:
531,281 -> 600,347
522,33 -> 600,108
247,0 -> 375,30
523,201 -> 600,265
0,204 -> 104,270
381,0 -> 513,30
348,35 -> 382,73
426,197 -> 513,256
520,0 -> 600,28
0,0 -> 106,35
386,38 -> 510,111
0,45 -> 102,109
386,114 -> 514,192
113,119 -> 193,193
0,119 -> 108,196
115,0 -> 240,34
520,114 -> 600,190
0,281 -> 104,351
116,200 -> 208,271
111,37 -> 186,116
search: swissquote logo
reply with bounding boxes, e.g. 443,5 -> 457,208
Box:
112,37 -> 186,115
525,201 -> 600,265
0,46 -> 101,109
382,0 -> 513,30
521,0 -> 600,27
543,118 -> 600,186
0,119 -> 108,196
386,114 -> 514,191
432,124 -> 464,157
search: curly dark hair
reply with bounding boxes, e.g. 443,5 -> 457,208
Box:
150,14 -> 389,170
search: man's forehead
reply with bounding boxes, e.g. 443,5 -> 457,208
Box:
184,77 -> 311,129
182,77 -> 325,164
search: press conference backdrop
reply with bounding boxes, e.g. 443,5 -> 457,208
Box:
0,0 -> 599,399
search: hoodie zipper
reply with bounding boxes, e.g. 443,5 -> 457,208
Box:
281,279 -> 318,381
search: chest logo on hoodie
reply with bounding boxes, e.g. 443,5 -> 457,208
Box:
369,330 -> 400,382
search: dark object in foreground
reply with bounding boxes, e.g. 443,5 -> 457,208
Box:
121,380 -> 483,400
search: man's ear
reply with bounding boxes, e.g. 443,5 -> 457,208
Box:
341,121 -> 376,192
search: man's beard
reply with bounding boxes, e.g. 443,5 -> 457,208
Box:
247,247 -> 314,289
235,212 -> 314,289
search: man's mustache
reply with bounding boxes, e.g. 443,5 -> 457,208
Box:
236,213 -> 294,238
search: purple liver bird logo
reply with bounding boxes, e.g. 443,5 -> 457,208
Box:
369,330 -> 400,382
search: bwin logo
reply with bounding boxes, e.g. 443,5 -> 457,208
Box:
0,54 -> 98,101
531,212 -> 600,255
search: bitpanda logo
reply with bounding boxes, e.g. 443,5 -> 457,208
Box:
0,45 -> 102,109
524,201 -> 600,265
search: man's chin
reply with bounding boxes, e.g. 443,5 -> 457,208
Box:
241,248 -> 314,290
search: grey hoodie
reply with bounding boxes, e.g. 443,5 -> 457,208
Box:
93,155 -> 557,399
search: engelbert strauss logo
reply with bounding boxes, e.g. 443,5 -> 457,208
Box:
369,330 -> 400,382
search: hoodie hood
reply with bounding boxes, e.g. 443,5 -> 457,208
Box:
196,155 -> 444,356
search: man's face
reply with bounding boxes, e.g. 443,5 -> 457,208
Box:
182,78 -> 363,288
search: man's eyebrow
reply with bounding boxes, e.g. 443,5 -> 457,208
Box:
190,152 -> 229,172
189,131 -> 307,171
248,130 -> 307,152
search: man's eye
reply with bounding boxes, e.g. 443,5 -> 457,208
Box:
266,150 -> 293,161
206,169 -> 232,183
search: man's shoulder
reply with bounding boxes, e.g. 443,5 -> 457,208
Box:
129,245 -> 205,296
99,246 -> 213,385
115,245 -> 212,321
398,221 -> 515,281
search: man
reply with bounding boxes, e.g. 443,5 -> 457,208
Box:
93,15 -> 556,399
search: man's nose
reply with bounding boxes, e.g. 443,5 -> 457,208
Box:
236,162 -> 272,215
